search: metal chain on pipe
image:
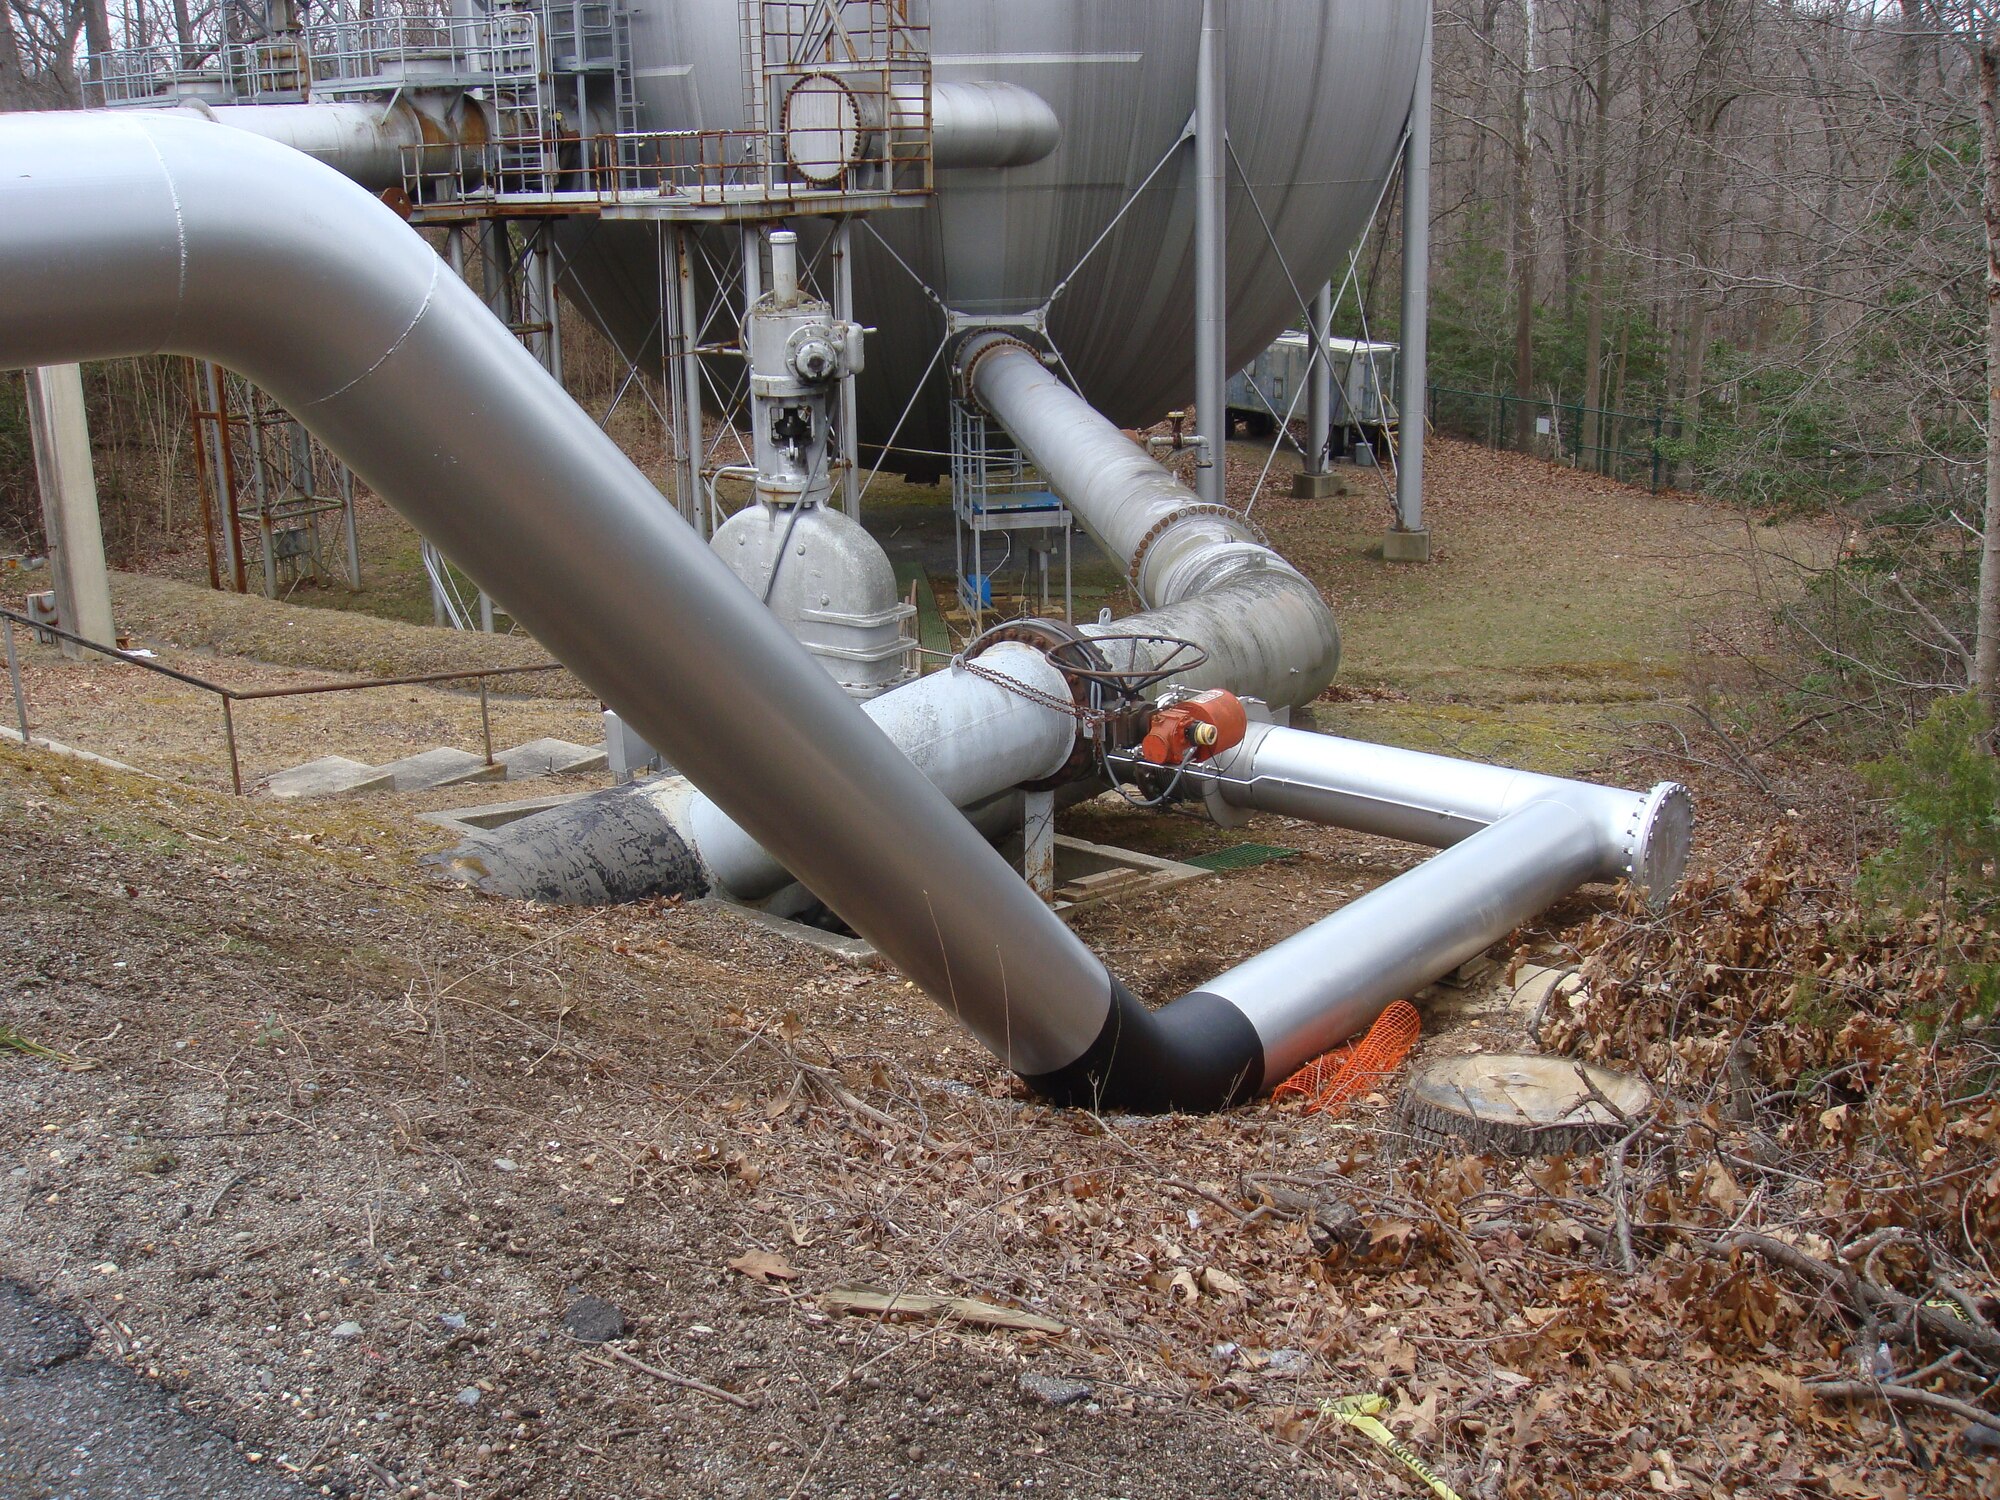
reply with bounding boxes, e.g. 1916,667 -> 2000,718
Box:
950,651 -> 1113,727
948,627 -> 1211,732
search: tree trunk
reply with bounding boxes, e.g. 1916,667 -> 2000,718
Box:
1510,0 -> 1537,450
1579,0 -> 1613,470
0,0 -> 34,108
1973,35 -> 2000,726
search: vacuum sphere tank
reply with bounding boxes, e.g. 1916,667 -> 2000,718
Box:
558,1 -> 1426,463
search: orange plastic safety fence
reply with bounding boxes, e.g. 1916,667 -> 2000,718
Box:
1271,999 -> 1422,1116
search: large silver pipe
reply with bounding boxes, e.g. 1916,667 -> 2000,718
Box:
1195,800 -> 1608,1085
1199,722 -> 1692,897
960,333 -> 1339,709
161,100 -> 428,191
0,110 -> 1117,1080
1193,0 -> 1227,507
894,81 -> 1062,170
685,643 -> 1076,898
1395,3 -> 1432,535
1174,722 -> 1690,1083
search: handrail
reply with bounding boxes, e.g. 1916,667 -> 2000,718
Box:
0,604 -> 563,794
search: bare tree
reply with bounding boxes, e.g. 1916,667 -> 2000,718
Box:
1975,9 -> 2000,719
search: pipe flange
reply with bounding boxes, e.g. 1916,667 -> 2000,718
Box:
954,331 -> 1040,410
1124,503 -> 1271,601
1623,781 -> 1693,910
964,618 -> 1118,789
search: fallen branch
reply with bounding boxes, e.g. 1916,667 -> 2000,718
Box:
1721,1232 -> 2000,1368
820,1286 -> 1067,1334
580,1346 -> 759,1410
1809,1379 -> 2000,1435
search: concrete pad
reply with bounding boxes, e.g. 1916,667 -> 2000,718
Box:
375,746 -> 506,792
1291,470 -> 1349,499
259,754 -> 393,800
495,737 -> 608,780
420,790 -> 585,836
1381,526 -> 1433,563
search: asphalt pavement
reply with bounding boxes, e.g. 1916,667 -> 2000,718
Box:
0,1279 -> 301,1500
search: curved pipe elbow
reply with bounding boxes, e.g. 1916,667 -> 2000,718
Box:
1021,981 -> 1263,1113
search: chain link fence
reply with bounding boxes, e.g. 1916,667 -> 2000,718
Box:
1428,383 -> 1667,491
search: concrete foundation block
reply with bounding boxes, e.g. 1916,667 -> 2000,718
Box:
1381,527 -> 1433,563
376,746 -> 506,792
262,754 -> 394,799
495,737 -> 608,780
1291,470 -> 1348,499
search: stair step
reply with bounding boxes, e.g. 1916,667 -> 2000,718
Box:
375,747 -> 507,792
263,755 -> 395,800
495,738 -> 608,779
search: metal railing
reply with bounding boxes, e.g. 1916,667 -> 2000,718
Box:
401,118 -> 933,209
308,11 -> 540,91
1,607 -> 564,795
89,37 -> 309,105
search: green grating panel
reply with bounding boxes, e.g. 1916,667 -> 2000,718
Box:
1183,843 -> 1301,872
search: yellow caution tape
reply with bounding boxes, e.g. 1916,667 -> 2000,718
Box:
1321,1394 -> 1465,1500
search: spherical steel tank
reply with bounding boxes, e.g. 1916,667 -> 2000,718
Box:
559,1 -> 1424,461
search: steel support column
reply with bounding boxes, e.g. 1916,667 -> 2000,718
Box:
1306,281 -> 1332,475
1193,0 -> 1226,507
24,364 -> 115,659
1392,0 -> 1433,555
831,217 -> 861,519
674,225 -> 707,538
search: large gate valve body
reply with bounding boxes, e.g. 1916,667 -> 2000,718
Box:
1137,689 -> 1248,766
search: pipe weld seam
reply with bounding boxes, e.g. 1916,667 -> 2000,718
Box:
303,253 -> 444,410
137,124 -> 191,355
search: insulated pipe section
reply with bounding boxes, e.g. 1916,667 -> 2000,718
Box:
1173,723 -> 1692,1086
0,111 -> 1117,1081
960,333 -> 1339,709
1198,722 -> 1693,901
887,81 -> 1061,169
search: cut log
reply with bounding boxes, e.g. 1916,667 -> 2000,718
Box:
1401,1054 -> 1652,1156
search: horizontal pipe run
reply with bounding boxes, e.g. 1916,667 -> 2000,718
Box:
444,641 -> 1076,905
1196,722 -> 1692,902
914,81 -> 1063,170
687,641 -> 1077,898
0,111 -> 1117,1081
161,100 -> 428,191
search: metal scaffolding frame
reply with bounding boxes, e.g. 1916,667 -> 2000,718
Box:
949,398 -> 1072,633
187,360 -> 361,600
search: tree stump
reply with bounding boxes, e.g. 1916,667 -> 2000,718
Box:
1400,1054 -> 1653,1156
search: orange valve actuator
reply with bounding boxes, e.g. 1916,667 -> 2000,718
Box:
1136,689 -> 1249,766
